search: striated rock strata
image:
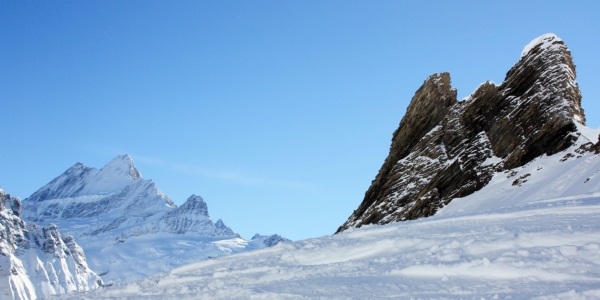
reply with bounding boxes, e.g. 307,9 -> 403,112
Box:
337,34 -> 587,233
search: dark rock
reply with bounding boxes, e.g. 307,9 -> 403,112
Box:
337,34 -> 586,233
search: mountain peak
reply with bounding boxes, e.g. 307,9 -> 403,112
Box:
24,155 -> 148,206
521,33 -> 563,58
505,33 -> 584,126
251,233 -> 291,247
174,194 -> 209,217
215,219 -> 228,229
215,219 -> 237,236
100,155 -> 142,180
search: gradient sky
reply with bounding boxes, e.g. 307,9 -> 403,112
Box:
2,1 -> 599,241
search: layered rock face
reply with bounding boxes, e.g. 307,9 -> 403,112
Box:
337,34 -> 587,233
0,188 -> 103,300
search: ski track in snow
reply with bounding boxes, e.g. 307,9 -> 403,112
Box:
55,138 -> 600,299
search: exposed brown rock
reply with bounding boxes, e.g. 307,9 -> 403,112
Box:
337,34 -> 586,233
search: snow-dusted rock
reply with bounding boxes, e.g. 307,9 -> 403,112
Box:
116,195 -> 240,241
0,188 -> 103,300
214,219 -> 236,236
337,33 -> 588,232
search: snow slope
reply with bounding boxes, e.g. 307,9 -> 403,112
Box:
439,125 -> 600,216
58,131 -> 600,299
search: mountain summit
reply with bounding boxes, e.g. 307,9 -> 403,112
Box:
25,154 -> 144,203
337,34 -> 593,233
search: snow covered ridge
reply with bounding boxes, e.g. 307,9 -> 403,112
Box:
338,33 -> 589,232
20,155 -> 289,284
54,145 -> 600,298
25,155 -> 144,204
0,187 -> 103,300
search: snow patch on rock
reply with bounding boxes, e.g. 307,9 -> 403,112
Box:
521,33 -> 563,58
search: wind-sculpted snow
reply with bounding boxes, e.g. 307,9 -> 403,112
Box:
21,155 -> 289,284
0,188 -> 103,300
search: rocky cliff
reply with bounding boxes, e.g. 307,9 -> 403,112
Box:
337,34 -> 589,233
0,188 -> 103,300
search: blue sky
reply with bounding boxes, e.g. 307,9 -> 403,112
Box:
1,1 -> 599,240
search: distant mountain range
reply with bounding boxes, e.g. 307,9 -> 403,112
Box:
1,155 -> 289,299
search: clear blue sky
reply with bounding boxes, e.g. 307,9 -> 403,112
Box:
2,1 -> 599,240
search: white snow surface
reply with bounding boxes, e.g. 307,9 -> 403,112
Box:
521,33 -> 563,58
576,121 -> 600,144
58,132 -> 600,299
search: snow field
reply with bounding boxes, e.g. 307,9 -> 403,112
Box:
56,194 -> 600,299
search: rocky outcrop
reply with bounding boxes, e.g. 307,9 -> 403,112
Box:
0,188 -> 103,300
337,34 -> 586,233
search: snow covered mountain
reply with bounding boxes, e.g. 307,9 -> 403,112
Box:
337,33 -> 592,232
23,155 -> 174,223
251,233 -> 292,247
55,34 -> 600,299
0,187 -> 103,300
21,155 -> 289,284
